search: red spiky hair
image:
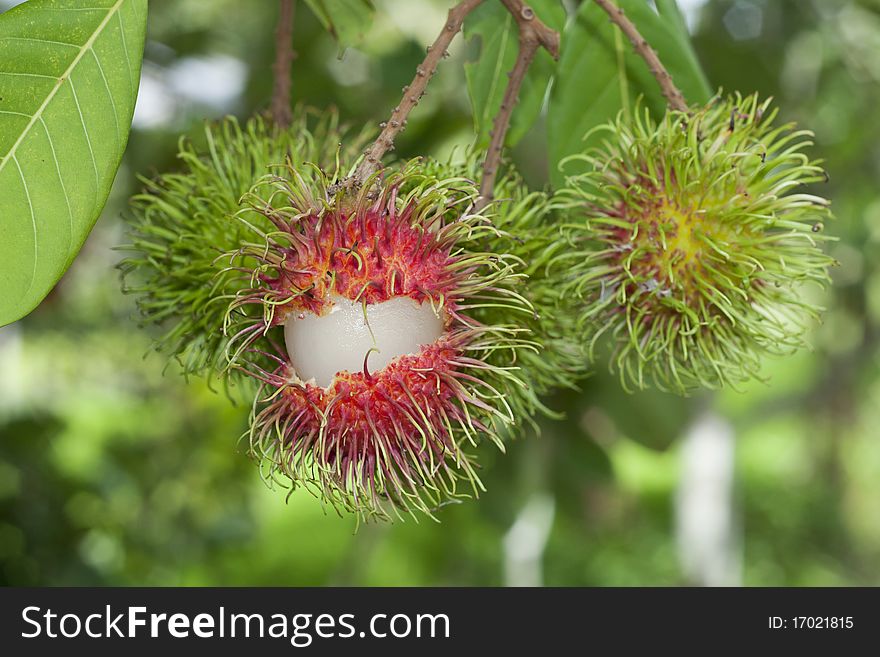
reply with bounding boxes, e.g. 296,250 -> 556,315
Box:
223,162 -> 534,520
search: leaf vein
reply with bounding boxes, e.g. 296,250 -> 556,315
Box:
0,36 -> 81,48
67,75 -> 100,210
117,9 -> 134,94
12,155 -> 38,305
28,7 -> 113,12
39,117 -> 74,264
0,0 -> 126,176
90,47 -> 121,145
0,71 -> 60,80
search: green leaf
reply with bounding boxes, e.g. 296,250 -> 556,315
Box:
547,0 -> 711,187
590,373 -> 694,452
0,0 -> 147,326
464,0 -> 566,149
302,0 -> 374,51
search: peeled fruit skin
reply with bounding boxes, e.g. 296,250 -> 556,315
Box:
284,295 -> 446,388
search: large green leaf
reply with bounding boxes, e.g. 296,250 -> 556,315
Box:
547,0 -> 711,187
0,0 -> 147,326
302,0 -> 374,50
464,0 -> 566,149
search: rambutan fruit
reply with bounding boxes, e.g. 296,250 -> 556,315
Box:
223,160 -> 561,519
419,158 -> 591,413
557,94 -> 835,393
120,110 -> 370,381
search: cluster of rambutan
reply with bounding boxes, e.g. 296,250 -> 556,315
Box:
123,93 -> 833,519
123,111 -> 586,518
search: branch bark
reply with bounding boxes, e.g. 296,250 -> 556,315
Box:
271,0 -> 297,128
593,0 -> 688,113
476,0 -> 560,210
351,0 -> 485,185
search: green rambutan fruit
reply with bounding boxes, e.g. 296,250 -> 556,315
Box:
222,158 -> 577,519
419,159 -> 590,414
557,93 -> 835,393
120,110 -> 371,381
486,185 -> 589,414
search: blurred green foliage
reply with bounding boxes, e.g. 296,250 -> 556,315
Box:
1,0 -> 879,586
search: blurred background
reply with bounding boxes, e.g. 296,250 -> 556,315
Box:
1,0 -> 879,586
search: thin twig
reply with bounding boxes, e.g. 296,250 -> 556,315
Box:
477,0 -> 560,210
477,44 -> 538,211
593,0 -> 688,112
271,0 -> 297,127
351,0 -> 485,185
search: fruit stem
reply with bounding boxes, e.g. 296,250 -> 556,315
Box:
352,0 -> 486,185
593,0 -> 688,113
271,0 -> 297,128
476,0 -> 560,211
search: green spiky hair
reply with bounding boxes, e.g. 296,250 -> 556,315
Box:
557,93 -> 835,393
222,159 -> 571,519
419,158 -> 590,413
120,109 -> 371,380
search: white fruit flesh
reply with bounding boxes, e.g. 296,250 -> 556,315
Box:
284,295 -> 446,388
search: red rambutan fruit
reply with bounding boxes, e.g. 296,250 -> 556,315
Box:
224,161 -> 537,519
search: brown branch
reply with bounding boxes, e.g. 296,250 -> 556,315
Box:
351,0 -> 485,185
500,0 -> 560,58
477,0 -> 560,210
593,0 -> 688,113
477,43 -> 537,211
271,0 -> 296,128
